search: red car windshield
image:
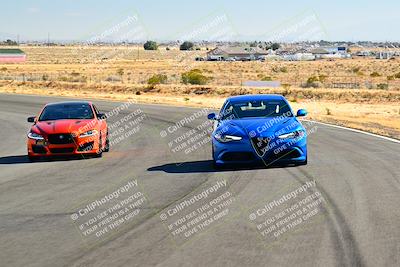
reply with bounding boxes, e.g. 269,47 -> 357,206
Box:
39,103 -> 94,121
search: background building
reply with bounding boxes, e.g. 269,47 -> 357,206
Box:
309,46 -> 350,59
207,46 -> 269,61
0,49 -> 26,63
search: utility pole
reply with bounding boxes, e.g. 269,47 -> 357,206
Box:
47,32 -> 50,46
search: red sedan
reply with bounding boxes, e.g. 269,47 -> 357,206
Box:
27,101 -> 109,161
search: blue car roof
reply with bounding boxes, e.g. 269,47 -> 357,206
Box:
226,94 -> 286,102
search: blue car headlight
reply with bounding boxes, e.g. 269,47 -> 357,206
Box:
27,132 -> 44,140
214,133 -> 243,143
277,130 -> 305,140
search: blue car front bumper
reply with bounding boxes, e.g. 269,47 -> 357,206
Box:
212,135 -> 307,166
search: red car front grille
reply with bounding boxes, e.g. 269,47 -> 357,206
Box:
49,147 -> 75,154
47,134 -> 74,145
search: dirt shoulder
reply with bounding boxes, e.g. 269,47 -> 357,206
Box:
1,83 -> 399,140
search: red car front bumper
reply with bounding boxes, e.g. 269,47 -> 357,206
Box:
27,134 -> 100,157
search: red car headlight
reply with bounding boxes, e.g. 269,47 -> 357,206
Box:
27,132 -> 44,140
79,130 -> 98,138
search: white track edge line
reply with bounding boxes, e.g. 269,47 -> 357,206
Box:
2,93 -> 399,144
301,119 -> 400,144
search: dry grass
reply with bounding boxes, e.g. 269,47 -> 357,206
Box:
0,45 -> 399,139
2,46 -> 400,90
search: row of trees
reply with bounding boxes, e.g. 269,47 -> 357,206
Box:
144,40 -> 281,51
147,69 -> 210,87
250,41 -> 280,50
144,41 -> 195,51
0,39 -> 18,46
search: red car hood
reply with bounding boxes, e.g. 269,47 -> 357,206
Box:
32,119 -> 96,135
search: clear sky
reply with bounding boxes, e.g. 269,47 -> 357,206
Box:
1,0 -> 399,42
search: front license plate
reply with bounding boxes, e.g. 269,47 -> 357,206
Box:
36,140 -> 47,146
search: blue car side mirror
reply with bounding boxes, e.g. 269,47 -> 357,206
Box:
207,113 -> 217,120
296,109 -> 308,117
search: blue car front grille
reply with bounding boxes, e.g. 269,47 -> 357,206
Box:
251,137 -> 271,157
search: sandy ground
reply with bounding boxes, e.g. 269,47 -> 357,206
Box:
0,46 -> 399,139
1,85 -> 399,140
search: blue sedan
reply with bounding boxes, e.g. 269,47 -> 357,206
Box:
208,94 -> 308,168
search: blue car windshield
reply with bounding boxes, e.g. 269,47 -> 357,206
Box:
39,103 -> 94,121
221,100 -> 293,119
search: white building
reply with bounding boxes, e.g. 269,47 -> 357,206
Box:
207,46 -> 269,61
309,46 -> 350,59
376,51 -> 395,59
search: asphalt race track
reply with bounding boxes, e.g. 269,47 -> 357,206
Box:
0,93 -> 399,267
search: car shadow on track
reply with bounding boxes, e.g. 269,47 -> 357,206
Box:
147,160 -> 298,173
0,155 -> 91,164
0,155 -> 31,164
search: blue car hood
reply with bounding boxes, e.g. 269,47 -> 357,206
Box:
217,117 -> 302,138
